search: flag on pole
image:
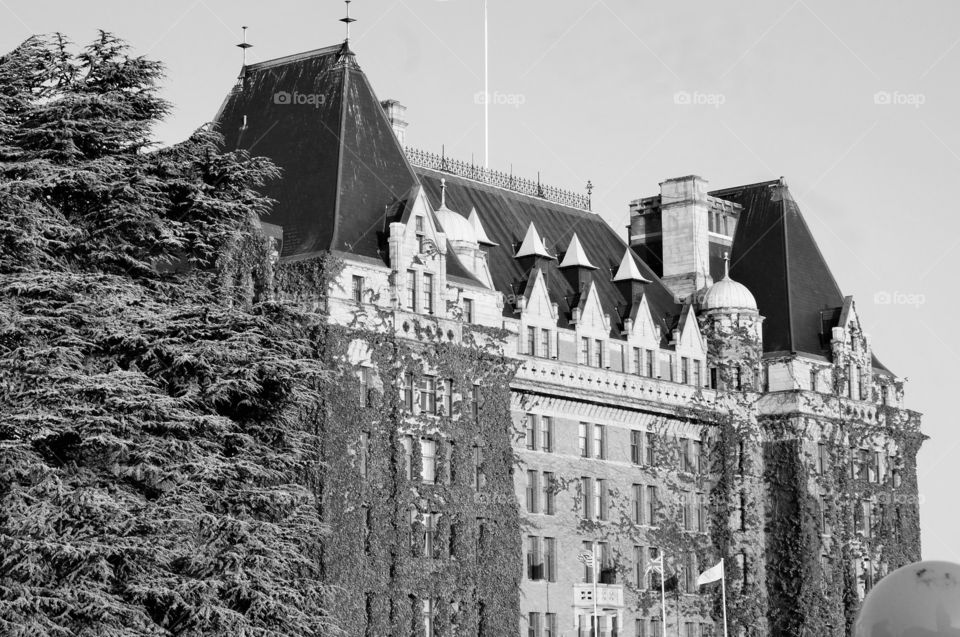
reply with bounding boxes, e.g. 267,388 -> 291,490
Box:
697,560 -> 724,587
577,551 -> 595,567
644,553 -> 663,575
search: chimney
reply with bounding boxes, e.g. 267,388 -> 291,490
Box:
380,99 -> 408,146
654,175 -> 712,301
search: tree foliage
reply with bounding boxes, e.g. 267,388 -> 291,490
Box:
0,33 -> 339,636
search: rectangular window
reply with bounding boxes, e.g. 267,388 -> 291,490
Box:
633,347 -> 642,375
596,479 -> 608,521
693,360 -> 702,388
527,536 -> 542,580
473,445 -> 484,490
682,492 -> 691,530
650,618 -> 662,637
594,339 -> 603,367
419,376 -> 436,414
526,470 -> 539,513
810,367 -> 818,392
645,432 -> 656,466
423,273 -> 434,314
646,485 -> 658,526
415,215 -> 424,233
402,373 -> 414,411
439,379 -> 452,416
544,537 -> 557,582
693,440 -> 703,473
598,541 -> 614,584
632,484 -> 643,524
402,435 -> 413,480
543,472 -> 555,515
740,492 -> 748,531
685,622 -> 696,637
424,512 -> 438,558
470,383 -> 480,420
636,619 -> 647,637
593,424 -> 605,460
818,443 -> 828,474
579,422 -> 590,458
581,477 -> 593,520
526,326 -> 537,356
525,414 -> 537,451
351,275 -> 364,303
540,416 -> 553,452
528,612 -> 541,637
697,493 -> 707,532
421,438 -> 437,484
681,357 -> 690,384
631,430 -> 642,464
633,545 -> 645,588
540,329 -> 551,358
580,337 -> 590,365
406,270 -> 417,311
709,366 -> 718,389
463,298 -> 474,323
545,613 -> 557,637
645,349 -> 655,377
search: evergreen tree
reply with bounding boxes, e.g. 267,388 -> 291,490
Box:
0,33 -> 340,636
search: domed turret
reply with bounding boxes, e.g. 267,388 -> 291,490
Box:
701,254 -> 757,312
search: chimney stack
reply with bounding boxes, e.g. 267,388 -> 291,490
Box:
380,99 -> 408,146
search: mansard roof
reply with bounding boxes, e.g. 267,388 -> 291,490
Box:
214,43 -> 479,283
711,179 -> 889,372
416,167 -> 682,341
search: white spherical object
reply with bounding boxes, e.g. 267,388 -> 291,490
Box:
854,561 -> 960,637
434,208 -> 477,246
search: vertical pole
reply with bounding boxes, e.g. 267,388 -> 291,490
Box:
721,559 -> 729,637
483,0 -> 489,168
593,543 -> 599,637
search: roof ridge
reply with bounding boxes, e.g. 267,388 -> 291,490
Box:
245,44 -> 343,71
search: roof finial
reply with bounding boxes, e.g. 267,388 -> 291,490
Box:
723,251 -> 730,278
341,0 -> 356,42
440,178 -> 447,208
586,180 -> 594,211
236,26 -> 253,85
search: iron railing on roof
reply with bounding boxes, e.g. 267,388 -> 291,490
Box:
404,146 -> 592,211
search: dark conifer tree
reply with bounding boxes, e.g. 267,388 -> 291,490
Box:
0,33 -> 339,636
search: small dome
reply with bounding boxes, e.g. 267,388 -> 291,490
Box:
434,208 -> 477,245
701,276 -> 757,311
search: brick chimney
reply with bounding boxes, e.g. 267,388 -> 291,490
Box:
380,99 -> 408,146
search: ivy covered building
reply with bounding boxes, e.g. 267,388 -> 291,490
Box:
214,38 -> 923,637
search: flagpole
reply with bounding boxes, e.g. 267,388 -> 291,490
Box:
721,558 -> 729,637
593,543 -> 599,637
483,0 -> 489,168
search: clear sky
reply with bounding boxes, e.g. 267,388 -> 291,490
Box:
3,0 -> 956,562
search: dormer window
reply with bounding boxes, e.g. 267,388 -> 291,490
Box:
463,298 -> 474,323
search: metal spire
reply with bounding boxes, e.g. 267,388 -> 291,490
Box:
236,26 -> 252,85
723,251 -> 731,278
341,0 -> 356,42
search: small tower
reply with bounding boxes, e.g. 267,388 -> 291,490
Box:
698,253 -> 763,391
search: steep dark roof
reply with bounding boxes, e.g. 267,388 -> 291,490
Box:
711,180 -> 890,372
416,168 -> 682,343
215,44 -> 415,261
